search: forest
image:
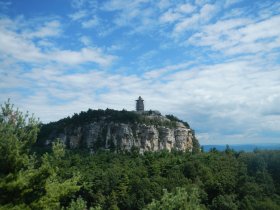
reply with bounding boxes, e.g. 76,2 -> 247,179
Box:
1,100 -> 280,210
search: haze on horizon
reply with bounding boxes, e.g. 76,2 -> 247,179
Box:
0,0 -> 280,145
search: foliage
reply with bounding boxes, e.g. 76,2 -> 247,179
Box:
0,100 -> 80,209
144,187 -> 205,210
165,114 -> 190,128
26,148 -> 278,210
0,99 -> 39,175
64,197 -> 101,210
192,136 -> 201,153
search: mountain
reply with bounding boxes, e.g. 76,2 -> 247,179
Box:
203,143 -> 280,152
38,109 -> 200,153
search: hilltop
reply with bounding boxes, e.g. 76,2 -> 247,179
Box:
38,109 -> 200,153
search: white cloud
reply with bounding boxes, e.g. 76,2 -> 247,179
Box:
82,16 -> 99,28
156,0 -> 171,10
102,0 -> 149,12
224,0 -> 242,8
144,62 -> 193,79
27,20 -> 62,38
159,3 -> 196,24
199,3 -> 218,19
240,15 -> 280,43
69,10 -> 88,20
159,9 -> 182,23
0,16 -> 116,66
101,0 -> 159,33
80,35 -> 92,46
136,50 -> 158,67
51,48 -> 116,66
188,15 -> 280,55
178,3 -> 196,14
195,0 -> 212,6
71,0 -> 87,9
0,22 -> 44,62
106,44 -> 123,52
173,4 -> 217,35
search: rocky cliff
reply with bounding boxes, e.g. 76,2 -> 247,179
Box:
39,109 -> 198,152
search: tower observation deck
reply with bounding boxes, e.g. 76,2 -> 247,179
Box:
136,96 -> 144,112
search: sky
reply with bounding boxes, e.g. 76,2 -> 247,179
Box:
0,0 -> 280,145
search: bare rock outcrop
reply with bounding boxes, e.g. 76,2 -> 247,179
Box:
41,111 -> 198,152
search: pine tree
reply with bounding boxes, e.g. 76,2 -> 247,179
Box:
0,100 -> 80,209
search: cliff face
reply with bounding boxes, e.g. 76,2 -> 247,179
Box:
44,115 -> 195,152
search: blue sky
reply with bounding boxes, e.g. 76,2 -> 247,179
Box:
0,0 -> 280,145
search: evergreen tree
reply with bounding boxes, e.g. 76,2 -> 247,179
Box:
0,100 -> 80,209
144,187 -> 205,210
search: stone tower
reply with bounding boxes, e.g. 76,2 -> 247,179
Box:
136,96 -> 144,112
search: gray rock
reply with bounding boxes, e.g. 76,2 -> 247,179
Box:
45,116 -> 195,152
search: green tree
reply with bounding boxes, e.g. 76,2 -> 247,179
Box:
65,197 -> 102,210
210,194 -> 239,210
144,187 -> 205,210
0,99 -> 39,175
0,100 -> 80,209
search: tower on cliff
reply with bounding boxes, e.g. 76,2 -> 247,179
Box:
136,96 -> 144,112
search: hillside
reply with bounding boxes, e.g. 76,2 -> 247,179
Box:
38,109 -> 200,153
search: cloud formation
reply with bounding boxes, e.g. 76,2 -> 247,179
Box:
0,16 -> 115,66
0,0 -> 280,145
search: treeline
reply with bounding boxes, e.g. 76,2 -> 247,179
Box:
45,148 -> 280,210
38,109 -> 142,140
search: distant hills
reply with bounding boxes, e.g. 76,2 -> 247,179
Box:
203,143 -> 280,152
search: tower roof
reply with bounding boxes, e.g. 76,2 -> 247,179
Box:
136,96 -> 144,101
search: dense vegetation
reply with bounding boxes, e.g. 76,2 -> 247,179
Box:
31,148 -> 278,210
1,101 -> 280,209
